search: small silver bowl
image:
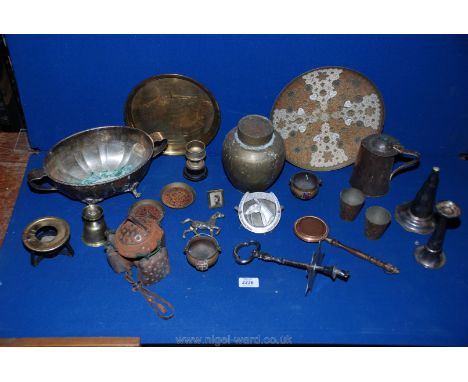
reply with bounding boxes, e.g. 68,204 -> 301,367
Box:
289,171 -> 321,200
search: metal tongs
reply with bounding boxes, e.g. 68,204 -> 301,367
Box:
233,240 -> 350,295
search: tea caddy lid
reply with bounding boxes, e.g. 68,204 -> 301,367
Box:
236,115 -> 274,146
362,133 -> 400,157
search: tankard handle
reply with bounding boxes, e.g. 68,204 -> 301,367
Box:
27,168 -> 58,192
390,145 -> 421,180
149,131 -> 168,158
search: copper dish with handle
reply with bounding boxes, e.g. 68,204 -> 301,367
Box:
27,126 -> 167,204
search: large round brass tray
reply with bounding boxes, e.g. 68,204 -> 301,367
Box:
125,74 -> 221,156
271,67 -> 384,171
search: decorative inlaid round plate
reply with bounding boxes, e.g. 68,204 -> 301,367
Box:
271,67 -> 384,171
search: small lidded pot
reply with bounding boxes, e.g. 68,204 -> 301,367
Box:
222,115 -> 285,192
289,171 -> 321,200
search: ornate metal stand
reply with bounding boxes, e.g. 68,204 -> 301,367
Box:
414,200 -> 461,269
396,167 -> 440,234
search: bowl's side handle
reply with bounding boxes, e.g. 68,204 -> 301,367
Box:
149,132 -> 168,158
28,168 -> 58,192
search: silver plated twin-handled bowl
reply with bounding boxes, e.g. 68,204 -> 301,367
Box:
28,126 -> 167,204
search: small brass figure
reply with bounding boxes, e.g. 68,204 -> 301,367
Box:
181,212 -> 224,238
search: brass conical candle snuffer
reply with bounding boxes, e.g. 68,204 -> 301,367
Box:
396,167 -> 440,234
414,200 -> 461,270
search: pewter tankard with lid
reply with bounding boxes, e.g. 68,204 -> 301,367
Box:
349,133 -> 420,197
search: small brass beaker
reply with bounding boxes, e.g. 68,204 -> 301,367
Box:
183,140 -> 208,181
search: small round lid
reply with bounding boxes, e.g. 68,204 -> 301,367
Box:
237,115 -> 274,146
362,134 -> 400,157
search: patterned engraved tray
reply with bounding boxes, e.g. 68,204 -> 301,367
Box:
271,67 -> 384,171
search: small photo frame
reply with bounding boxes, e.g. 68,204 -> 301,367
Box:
207,189 -> 224,209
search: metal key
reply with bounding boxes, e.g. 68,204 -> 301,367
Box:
233,240 -> 349,295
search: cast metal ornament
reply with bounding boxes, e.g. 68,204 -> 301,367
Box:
125,74 -> 221,156
27,126 -> 167,204
236,192 -> 282,234
181,212 -> 224,238
271,67 -> 385,171
22,216 -> 74,266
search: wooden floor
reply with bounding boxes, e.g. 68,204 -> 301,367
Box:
0,130 -> 32,247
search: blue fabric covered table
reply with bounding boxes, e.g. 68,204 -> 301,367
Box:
1,35 -> 467,345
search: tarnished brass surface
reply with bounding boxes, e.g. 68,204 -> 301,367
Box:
223,115 -> 285,192
22,216 -> 74,266
125,74 -> 220,156
184,235 -> 221,272
160,182 -> 195,209
82,204 -> 108,247
22,217 -> 70,253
